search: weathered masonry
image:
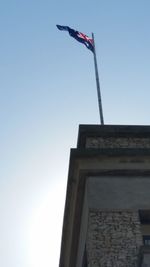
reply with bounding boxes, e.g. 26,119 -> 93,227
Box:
59,125 -> 150,267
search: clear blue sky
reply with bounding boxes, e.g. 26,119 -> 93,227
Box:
0,1 -> 150,267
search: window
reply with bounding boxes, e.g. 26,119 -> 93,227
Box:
143,235 -> 150,245
139,210 -> 150,246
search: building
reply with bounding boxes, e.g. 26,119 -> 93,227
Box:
59,125 -> 150,267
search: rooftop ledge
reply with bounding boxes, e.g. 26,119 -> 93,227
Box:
77,124 -> 150,149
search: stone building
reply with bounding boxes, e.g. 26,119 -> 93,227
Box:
59,125 -> 150,267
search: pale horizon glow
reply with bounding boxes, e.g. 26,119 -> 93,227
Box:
27,181 -> 65,267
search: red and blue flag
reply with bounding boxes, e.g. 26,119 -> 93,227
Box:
56,25 -> 94,53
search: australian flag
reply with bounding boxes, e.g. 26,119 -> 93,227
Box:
56,25 -> 94,53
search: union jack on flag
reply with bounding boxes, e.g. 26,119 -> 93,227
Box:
56,25 -> 94,52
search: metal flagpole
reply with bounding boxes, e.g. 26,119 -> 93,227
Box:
92,32 -> 104,125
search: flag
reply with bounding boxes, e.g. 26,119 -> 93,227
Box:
56,25 -> 94,52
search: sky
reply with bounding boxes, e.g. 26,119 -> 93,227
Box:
0,1 -> 150,267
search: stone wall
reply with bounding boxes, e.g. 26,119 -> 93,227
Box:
86,137 -> 150,149
87,210 -> 143,267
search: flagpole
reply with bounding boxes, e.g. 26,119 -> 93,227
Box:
92,32 -> 104,125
